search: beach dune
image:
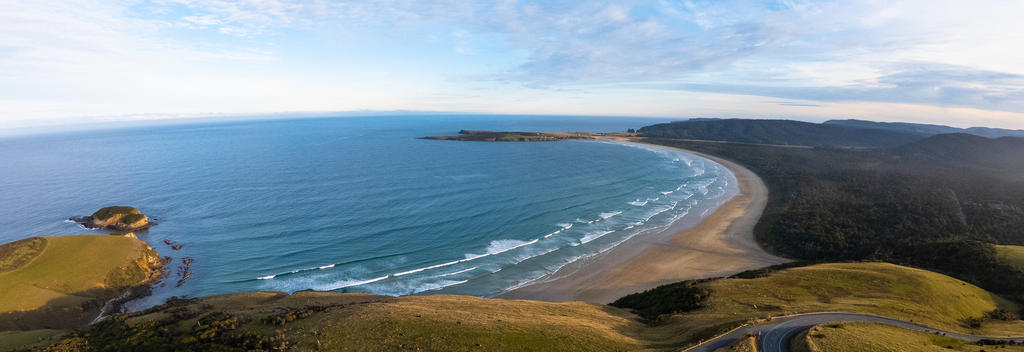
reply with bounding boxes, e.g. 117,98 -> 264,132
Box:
499,139 -> 787,304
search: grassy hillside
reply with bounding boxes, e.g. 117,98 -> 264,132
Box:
998,245 -> 1024,271
637,119 -> 923,148
629,263 -> 1024,347
793,322 -> 1024,352
642,137 -> 1024,302
37,292 -> 646,352
31,262 -> 1024,351
0,235 -> 164,330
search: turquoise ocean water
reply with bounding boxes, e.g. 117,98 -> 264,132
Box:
0,115 -> 735,309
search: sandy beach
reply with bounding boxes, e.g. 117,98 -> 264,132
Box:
499,138 -> 788,304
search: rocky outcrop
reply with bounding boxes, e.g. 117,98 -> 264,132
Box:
70,206 -> 156,232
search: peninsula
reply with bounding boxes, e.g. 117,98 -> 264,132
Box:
422,129 -> 605,141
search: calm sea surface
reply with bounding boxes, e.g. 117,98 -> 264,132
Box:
0,115 -> 735,309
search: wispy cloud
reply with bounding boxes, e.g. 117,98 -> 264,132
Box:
1,0 -> 1023,128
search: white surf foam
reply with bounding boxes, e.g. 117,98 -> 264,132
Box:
580,230 -> 614,244
316,275 -> 390,291
257,275 -> 276,280
414,279 -> 469,293
628,199 -> 648,207
460,238 -> 540,262
394,259 -> 461,277
438,267 -> 477,277
319,264 -> 336,270
599,211 -> 622,220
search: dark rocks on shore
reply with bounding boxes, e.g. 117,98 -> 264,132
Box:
176,257 -> 194,287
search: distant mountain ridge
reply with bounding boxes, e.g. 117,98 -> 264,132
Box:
825,119 -> 1024,139
638,119 -> 923,148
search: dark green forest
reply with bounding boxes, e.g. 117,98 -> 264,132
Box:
641,133 -> 1024,301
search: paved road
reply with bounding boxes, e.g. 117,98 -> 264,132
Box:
685,312 -> 1024,352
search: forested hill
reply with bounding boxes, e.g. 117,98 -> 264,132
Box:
826,119 -> 1024,139
896,133 -> 1024,172
637,119 -> 923,148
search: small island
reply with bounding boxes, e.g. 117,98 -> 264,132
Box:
422,129 -> 602,142
70,206 -> 156,232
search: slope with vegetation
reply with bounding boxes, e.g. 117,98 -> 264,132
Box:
638,119 -> 924,148
24,262 -> 1024,351
641,134 -> 1024,302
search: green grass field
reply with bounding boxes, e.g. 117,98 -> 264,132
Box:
0,235 -> 156,312
0,235 -> 162,331
793,322 -> 1024,352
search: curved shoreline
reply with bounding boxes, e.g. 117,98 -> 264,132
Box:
499,138 -> 788,303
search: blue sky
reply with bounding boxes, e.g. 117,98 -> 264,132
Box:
2,0 -> 1024,129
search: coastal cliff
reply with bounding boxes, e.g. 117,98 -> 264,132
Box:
70,206 -> 155,232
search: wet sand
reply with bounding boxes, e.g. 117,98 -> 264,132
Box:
499,138 -> 788,304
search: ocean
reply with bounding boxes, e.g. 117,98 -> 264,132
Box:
0,115 -> 736,310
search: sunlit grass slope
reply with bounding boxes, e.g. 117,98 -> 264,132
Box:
793,322 -> 1024,352
642,262 -> 1024,346
0,235 -> 158,313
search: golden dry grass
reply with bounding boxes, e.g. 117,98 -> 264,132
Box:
796,322 -> 1024,352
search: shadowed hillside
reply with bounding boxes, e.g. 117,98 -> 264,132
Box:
896,133 -> 1024,172
637,119 -> 924,148
826,119 -> 1024,139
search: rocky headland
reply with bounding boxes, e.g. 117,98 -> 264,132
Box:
70,206 -> 156,232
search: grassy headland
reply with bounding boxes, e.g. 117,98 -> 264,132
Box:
0,235 -> 167,331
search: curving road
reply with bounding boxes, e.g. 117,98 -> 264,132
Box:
685,312 -> 1024,352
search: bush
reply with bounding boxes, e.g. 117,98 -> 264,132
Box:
610,280 -> 711,323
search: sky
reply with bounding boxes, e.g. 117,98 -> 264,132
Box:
2,0 -> 1024,130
